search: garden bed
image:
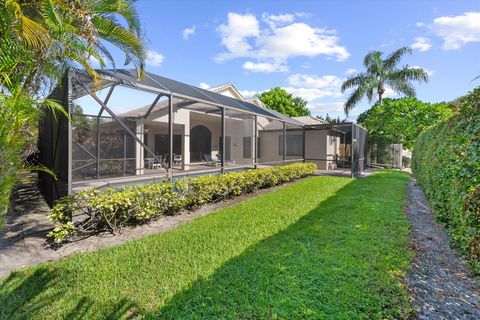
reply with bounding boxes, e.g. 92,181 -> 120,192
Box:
49,163 -> 317,243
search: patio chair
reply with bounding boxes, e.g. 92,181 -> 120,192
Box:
204,154 -> 220,167
216,153 -> 236,166
173,154 -> 182,167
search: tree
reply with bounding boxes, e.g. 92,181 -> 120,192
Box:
341,47 -> 429,115
1,0 -> 145,95
0,0 -> 146,215
357,97 -> 452,149
257,87 -> 310,117
317,114 -> 347,124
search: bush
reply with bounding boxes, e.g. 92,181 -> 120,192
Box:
49,163 -> 317,242
412,87 -> 480,274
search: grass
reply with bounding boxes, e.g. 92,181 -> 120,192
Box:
0,170 -> 413,319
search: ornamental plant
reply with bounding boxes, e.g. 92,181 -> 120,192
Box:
48,163 -> 317,243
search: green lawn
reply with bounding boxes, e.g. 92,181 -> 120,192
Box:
0,171 -> 413,319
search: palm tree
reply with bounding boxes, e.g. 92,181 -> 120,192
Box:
341,47 -> 429,115
0,0 -> 146,215
0,0 -> 146,94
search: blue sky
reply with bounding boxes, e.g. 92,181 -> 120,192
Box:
95,0 -> 480,121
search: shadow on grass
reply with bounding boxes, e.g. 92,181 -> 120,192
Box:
0,171 -> 412,319
0,267 -> 141,319
147,171 -> 412,319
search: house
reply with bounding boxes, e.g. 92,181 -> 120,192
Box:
38,69 -> 367,205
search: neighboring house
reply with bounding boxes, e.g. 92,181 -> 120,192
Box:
38,69 -> 367,205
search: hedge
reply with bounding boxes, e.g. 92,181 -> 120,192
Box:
48,162 -> 317,243
412,87 -> 480,273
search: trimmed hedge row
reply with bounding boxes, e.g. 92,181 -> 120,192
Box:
412,87 -> 480,273
48,162 -> 317,243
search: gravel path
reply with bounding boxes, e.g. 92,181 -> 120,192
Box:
406,179 -> 480,319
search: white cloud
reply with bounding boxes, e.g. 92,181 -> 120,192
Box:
287,74 -> 343,95
308,101 -> 344,112
411,37 -> 432,52
431,11 -> 480,50
383,87 -> 398,98
199,82 -> 210,89
411,65 -> 435,77
283,73 -> 344,103
345,68 -> 357,75
301,62 -> 311,69
146,50 -> 164,67
262,13 -> 296,29
416,22 -> 425,27
215,12 -> 349,71
216,12 -> 260,62
283,87 -> 338,101
256,23 -> 349,61
243,61 -> 288,73
239,89 -> 258,98
182,25 -> 196,40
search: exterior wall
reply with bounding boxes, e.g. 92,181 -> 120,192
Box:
305,130 -> 327,169
305,130 -> 340,170
257,130 -> 283,164
226,118 -> 255,166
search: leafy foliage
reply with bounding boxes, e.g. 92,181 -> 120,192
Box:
341,47 -> 429,114
357,97 -> 452,149
48,163 -> 317,242
0,91 -> 66,215
0,0 -> 145,222
257,87 -> 310,117
0,0 -> 145,94
412,87 -> 480,274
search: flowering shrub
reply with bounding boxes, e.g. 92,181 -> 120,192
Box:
412,87 -> 480,273
48,163 -> 317,243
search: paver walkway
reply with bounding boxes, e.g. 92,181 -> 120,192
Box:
405,179 -> 480,319
0,176 -> 53,276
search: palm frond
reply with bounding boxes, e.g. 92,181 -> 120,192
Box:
385,79 -> 416,97
341,73 -> 369,92
384,46 -> 412,71
344,85 -> 367,115
93,0 -> 142,36
389,66 -> 429,83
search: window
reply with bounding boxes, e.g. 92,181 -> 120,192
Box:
286,135 -> 303,157
279,134 -> 303,156
243,137 -> 252,158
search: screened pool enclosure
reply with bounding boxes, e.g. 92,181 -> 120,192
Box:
38,69 -> 306,204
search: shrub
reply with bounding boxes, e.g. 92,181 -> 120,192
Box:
48,163 -> 317,242
412,87 -> 480,274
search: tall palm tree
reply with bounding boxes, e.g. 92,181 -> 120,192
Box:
341,47 -> 429,115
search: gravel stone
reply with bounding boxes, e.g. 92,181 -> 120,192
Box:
406,179 -> 480,319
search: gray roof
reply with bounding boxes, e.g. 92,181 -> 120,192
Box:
70,69 -> 303,125
293,116 -> 328,125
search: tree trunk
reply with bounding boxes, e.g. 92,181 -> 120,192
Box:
378,85 -> 385,105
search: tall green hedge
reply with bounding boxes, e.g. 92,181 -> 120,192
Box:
412,88 -> 480,273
